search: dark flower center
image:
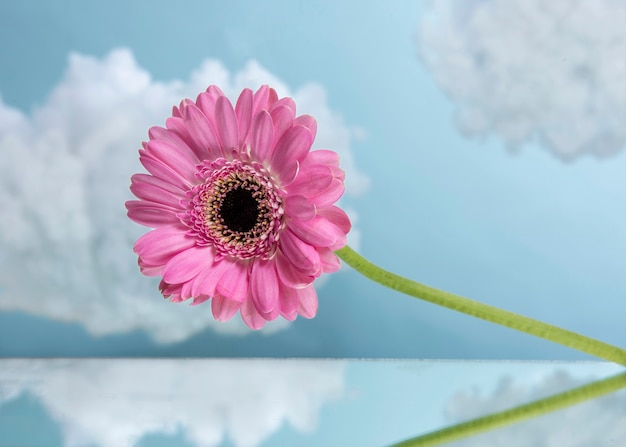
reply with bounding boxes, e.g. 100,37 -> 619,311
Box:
185,159 -> 285,260
219,187 -> 260,233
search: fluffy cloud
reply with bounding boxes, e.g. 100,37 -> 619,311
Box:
416,0 -> 626,160
0,48 -> 368,342
0,358 -> 345,447
444,370 -> 626,446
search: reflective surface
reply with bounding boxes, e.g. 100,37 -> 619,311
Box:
0,359 -> 623,447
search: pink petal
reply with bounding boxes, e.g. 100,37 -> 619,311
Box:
286,165 -> 334,197
332,166 -> 346,182
160,280 -> 192,303
163,116 -> 204,160
145,140 -> 198,184
180,277 -> 195,299
138,264 -> 163,277
216,260 -> 250,302
280,311 -> 298,321
288,215 -> 340,248
284,194 -> 316,221
276,251 -> 314,288
126,201 -> 180,227
215,95 -> 239,151
181,102 -> 223,159
139,150 -> 191,190
328,231 -> 347,251
271,125 -> 313,178
270,105 -> 295,145
279,229 -> 322,276
207,85 -> 225,97
267,88 -> 279,108
252,85 -> 270,115
131,173 -> 185,195
301,149 -> 340,169
249,110 -> 274,162
235,88 -> 253,146
162,246 -> 214,284
278,283 -> 299,316
126,199 -> 179,214
259,302 -> 281,321
190,257 -> 231,298
317,206 -> 351,234
160,280 -> 183,300
294,115 -> 317,141
130,174 -> 185,209
250,259 -> 279,315
211,295 -> 242,321
165,112 -> 189,139
196,90 -> 219,120
240,297 -> 267,330
134,225 -> 196,265
310,179 -> 345,208
318,247 -> 341,273
191,295 -> 211,306
269,97 -> 296,115
297,285 -> 318,319
148,126 -> 196,160
277,160 -> 300,187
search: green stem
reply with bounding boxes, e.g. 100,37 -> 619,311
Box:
389,369 -> 626,447
335,246 -> 626,366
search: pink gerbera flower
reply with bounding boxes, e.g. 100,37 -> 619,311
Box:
126,85 -> 350,329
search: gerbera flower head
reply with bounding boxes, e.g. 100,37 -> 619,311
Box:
126,85 -> 350,329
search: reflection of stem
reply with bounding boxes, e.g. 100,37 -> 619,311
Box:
389,370 -> 626,447
335,246 -> 626,366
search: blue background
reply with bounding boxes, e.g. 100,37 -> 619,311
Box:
0,0 -> 624,360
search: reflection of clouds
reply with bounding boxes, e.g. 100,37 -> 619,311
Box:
416,0 -> 626,160
0,359 -> 345,447
445,370 -> 626,446
0,48 -> 368,342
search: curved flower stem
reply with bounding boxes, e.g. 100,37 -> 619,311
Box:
335,246 -> 626,366
389,369 -> 626,447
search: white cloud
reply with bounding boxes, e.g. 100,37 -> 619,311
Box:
0,358 -> 345,447
444,370 -> 626,446
416,0 -> 626,160
0,48 -> 368,342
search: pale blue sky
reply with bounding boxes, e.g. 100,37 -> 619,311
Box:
0,0 -> 625,361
